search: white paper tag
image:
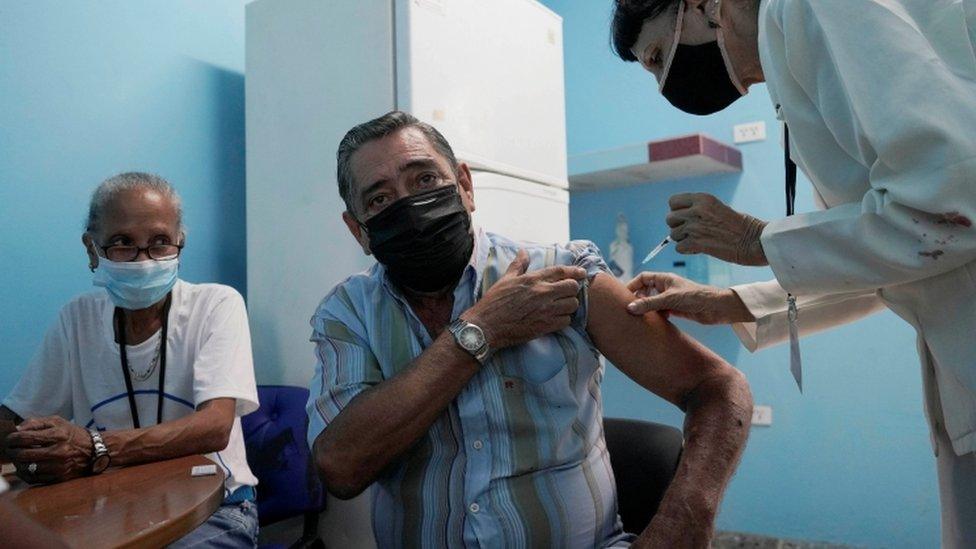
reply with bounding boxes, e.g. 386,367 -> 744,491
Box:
191,464 -> 217,477
788,295 -> 802,392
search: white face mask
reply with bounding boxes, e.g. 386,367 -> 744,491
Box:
93,257 -> 179,310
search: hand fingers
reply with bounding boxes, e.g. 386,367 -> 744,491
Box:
549,315 -> 573,332
665,211 -> 691,228
626,272 -> 674,293
550,296 -> 580,316
669,223 -> 693,242
16,417 -> 56,432
674,239 -> 699,255
503,249 -> 530,277
8,447 -> 57,463
668,193 -> 698,210
14,460 -> 57,485
548,278 -> 583,298
627,294 -> 675,315
533,265 -> 587,283
6,428 -> 58,449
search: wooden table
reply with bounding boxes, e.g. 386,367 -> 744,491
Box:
1,455 -> 225,548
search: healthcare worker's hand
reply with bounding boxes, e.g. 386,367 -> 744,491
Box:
626,272 -> 755,324
666,193 -> 769,266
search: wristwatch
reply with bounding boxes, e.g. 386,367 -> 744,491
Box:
449,318 -> 491,365
89,429 -> 111,474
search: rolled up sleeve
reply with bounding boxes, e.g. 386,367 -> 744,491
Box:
731,279 -> 887,352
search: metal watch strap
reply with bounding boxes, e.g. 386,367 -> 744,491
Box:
449,318 -> 490,364
89,429 -> 109,471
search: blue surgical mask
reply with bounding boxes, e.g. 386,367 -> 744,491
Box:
93,257 -> 179,309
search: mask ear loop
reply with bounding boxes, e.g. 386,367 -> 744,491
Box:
712,0 -> 748,95
657,1 -> 685,92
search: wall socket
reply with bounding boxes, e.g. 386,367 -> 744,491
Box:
751,405 -> 773,426
733,121 -> 767,144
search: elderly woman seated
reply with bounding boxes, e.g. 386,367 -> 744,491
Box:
0,172 -> 260,547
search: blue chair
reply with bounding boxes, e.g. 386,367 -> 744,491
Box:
242,385 -> 326,549
603,417 -> 684,535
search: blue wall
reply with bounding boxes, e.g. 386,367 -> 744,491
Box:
539,1 -> 939,547
0,1 -> 248,396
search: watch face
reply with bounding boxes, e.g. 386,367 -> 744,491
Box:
92,454 -> 111,474
458,325 -> 485,351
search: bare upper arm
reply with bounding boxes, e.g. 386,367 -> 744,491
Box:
585,272 -> 733,407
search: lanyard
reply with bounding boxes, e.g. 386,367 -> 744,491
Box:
785,123 -> 797,216
115,295 -> 171,429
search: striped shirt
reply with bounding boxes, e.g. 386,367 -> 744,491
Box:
306,230 -> 633,548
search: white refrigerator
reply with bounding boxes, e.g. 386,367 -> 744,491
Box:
246,0 -> 570,389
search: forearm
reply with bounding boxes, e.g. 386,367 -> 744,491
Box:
315,332 -> 479,498
102,401 -> 233,467
637,370 -> 753,548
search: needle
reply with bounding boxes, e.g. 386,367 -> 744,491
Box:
641,236 -> 673,265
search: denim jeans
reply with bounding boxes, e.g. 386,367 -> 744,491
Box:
169,499 -> 259,548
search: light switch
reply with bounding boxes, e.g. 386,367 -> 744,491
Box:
733,121 -> 767,144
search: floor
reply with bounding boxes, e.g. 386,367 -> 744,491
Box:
713,531 -> 860,549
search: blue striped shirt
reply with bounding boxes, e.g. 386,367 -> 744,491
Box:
306,230 -> 633,548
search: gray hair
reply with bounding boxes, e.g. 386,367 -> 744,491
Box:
336,111 -> 458,215
85,172 -> 185,235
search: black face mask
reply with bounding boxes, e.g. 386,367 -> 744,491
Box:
363,185 -> 474,293
661,41 -> 744,116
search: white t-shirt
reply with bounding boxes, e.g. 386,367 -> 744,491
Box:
3,280 -> 259,495
0,475 -> 8,494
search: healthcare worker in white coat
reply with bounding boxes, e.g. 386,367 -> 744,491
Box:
611,0 -> 976,546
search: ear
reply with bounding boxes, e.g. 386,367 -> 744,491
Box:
456,162 -> 476,214
342,211 -> 372,255
82,233 -> 99,271
686,0 -> 721,26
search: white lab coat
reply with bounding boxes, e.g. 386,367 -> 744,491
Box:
731,0 -> 976,455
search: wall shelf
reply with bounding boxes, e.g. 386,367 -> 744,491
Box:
568,133 -> 742,191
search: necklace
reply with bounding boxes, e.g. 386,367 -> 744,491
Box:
129,333 -> 163,382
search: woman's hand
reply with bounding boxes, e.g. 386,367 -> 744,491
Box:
666,193 -> 769,266
626,272 -> 755,325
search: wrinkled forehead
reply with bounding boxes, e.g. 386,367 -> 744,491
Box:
351,128 -> 443,181
100,189 -> 180,233
629,6 -> 680,63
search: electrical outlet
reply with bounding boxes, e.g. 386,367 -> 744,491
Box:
751,405 -> 773,426
733,121 -> 767,144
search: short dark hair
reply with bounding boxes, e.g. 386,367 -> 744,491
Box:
336,110 -> 458,214
610,0 -> 681,62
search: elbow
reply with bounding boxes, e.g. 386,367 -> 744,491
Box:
711,367 -> 754,429
200,423 -> 233,454
723,367 -> 754,423
213,427 -> 232,452
313,433 -> 371,500
684,365 -> 754,425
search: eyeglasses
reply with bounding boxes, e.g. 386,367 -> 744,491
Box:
100,244 -> 184,262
